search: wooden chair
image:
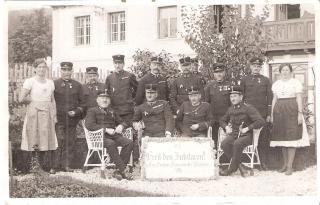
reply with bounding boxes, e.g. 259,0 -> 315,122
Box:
82,120 -> 133,178
217,127 -> 263,170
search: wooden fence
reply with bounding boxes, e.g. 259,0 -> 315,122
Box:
8,62 -> 107,104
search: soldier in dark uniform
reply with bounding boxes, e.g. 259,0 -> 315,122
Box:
105,54 -> 139,163
135,57 -> 168,106
133,84 -> 174,138
52,62 -> 86,173
191,57 -> 206,86
105,55 -> 138,124
170,57 -> 205,115
85,91 -> 133,180
219,86 -> 265,177
83,67 -> 107,109
204,63 -> 232,148
176,86 -> 213,137
240,57 -> 272,170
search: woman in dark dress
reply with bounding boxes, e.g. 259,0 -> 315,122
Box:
270,63 -> 309,175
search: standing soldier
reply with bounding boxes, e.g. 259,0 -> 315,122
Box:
219,86 -> 265,177
105,54 -> 138,164
191,57 -> 206,86
170,56 -> 205,115
52,62 -> 86,173
135,57 -> 168,106
133,84 -> 174,138
176,86 -> 213,137
240,57 -> 272,170
83,67 -> 107,109
204,63 -> 232,148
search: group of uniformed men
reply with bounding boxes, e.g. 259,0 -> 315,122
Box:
52,54 -> 272,180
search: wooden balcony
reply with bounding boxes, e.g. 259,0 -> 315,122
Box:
263,18 -> 315,51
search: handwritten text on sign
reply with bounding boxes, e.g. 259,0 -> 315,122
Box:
141,137 -> 216,181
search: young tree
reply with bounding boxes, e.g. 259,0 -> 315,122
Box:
181,5 -> 271,84
8,9 -> 52,63
129,49 -> 180,84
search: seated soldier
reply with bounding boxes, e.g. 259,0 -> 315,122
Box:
132,84 -> 174,138
176,86 -> 213,137
85,91 -> 133,180
219,86 -> 265,177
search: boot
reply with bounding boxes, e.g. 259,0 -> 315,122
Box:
238,164 -> 249,178
219,168 -> 231,176
121,167 -> 133,180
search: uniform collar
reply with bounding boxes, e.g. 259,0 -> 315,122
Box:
233,102 -> 243,109
147,100 -> 158,106
252,73 -> 261,77
115,70 -> 125,74
191,101 -> 201,107
61,78 -> 71,82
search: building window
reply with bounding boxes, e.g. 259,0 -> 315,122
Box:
75,15 -> 91,46
109,11 -> 126,42
213,5 -> 224,33
275,4 -> 300,20
158,6 -> 177,39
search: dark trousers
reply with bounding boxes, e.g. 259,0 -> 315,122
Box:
104,134 -> 133,172
212,122 -> 220,149
53,123 -> 77,169
120,113 -> 140,162
221,133 -> 252,173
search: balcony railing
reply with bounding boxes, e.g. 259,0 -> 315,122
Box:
263,18 -> 315,51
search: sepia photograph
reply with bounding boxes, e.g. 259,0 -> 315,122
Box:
3,0 -> 319,204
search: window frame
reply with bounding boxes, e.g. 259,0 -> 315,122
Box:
157,6 -> 178,39
74,15 -> 91,46
109,11 -> 126,43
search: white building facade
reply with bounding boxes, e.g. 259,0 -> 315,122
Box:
52,3 -> 316,134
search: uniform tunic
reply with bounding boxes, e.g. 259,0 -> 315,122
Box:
105,70 -> 138,116
219,102 -> 265,173
83,82 -> 107,108
53,78 -> 86,168
204,79 -> 231,121
240,74 -> 272,118
133,100 -> 174,137
192,71 -> 207,86
135,73 -> 168,106
85,106 -> 132,172
219,102 -> 265,139
176,101 -> 213,137
54,78 -> 86,126
170,73 -> 205,114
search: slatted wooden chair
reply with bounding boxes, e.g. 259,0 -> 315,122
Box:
217,127 -> 263,170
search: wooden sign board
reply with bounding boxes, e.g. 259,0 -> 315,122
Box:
140,137 -> 217,181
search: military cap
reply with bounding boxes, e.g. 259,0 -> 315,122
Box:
250,57 -> 263,65
187,86 -> 200,95
60,62 -> 73,70
97,90 -> 110,98
112,54 -> 125,63
229,85 -> 243,95
86,67 -> 98,74
212,63 -> 225,73
151,56 -> 163,64
179,56 -> 191,66
191,57 -> 199,64
145,84 -> 157,93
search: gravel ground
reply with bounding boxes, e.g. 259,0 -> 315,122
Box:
44,165 -> 318,197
